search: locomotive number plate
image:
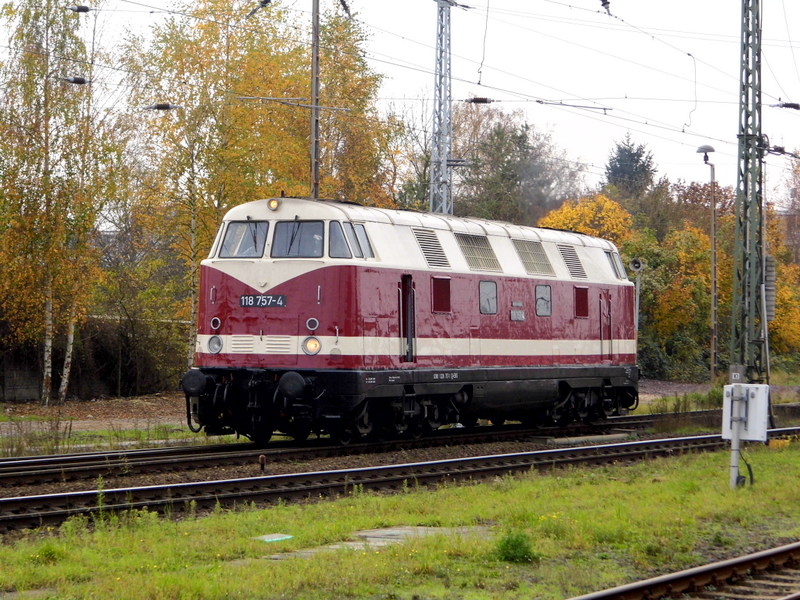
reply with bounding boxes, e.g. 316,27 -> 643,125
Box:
239,294 -> 287,307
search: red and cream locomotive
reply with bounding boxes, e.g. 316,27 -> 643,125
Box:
180,197 -> 639,444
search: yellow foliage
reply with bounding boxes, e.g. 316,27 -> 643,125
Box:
537,194 -> 633,246
769,263 -> 800,354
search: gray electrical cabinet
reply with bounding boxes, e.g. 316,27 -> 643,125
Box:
722,384 -> 770,442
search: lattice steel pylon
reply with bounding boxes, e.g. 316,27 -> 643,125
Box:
429,0 -> 455,214
731,0 -> 768,383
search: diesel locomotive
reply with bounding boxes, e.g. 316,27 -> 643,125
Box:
180,197 -> 639,444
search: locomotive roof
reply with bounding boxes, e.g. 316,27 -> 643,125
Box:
224,197 -> 616,251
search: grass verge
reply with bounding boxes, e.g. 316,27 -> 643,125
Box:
1,444 -> 799,599
0,416 -> 241,457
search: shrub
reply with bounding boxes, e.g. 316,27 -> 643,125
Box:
495,531 -> 541,564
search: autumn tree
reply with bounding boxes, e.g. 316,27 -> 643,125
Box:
317,10 -> 398,206
0,0 -> 122,402
537,193 -> 633,247
120,0 -> 396,365
453,104 -> 584,225
782,158 -> 800,265
393,100 -> 433,211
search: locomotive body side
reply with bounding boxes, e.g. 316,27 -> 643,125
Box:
180,197 -> 638,443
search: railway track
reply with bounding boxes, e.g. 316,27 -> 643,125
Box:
569,541 -> 800,600
0,413 -> 657,486
0,432 -> 752,533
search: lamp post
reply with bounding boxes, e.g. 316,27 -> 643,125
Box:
697,144 -> 717,381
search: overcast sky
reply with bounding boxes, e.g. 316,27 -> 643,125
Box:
346,0 -> 800,198
83,0 -> 800,199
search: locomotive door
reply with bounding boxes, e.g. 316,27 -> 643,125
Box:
399,274 -> 416,362
599,289 -> 612,361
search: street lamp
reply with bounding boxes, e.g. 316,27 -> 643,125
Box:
697,144 -> 717,381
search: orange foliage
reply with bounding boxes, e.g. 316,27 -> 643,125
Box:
537,194 -> 633,246
769,263 -> 800,354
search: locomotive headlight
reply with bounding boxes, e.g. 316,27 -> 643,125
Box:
267,198 -> 280,211
301,336 -> 321,355
208,335 -> 223,354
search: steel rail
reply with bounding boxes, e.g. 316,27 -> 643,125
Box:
0,415 -> 655,486
567,540 -> 800,600
1,412 -> 795,492
0,434 -> 729,533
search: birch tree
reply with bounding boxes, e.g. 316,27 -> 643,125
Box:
0,0 -> 121,403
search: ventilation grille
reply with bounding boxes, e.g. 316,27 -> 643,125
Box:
557,244 -> 587,279
454,233 -> 502,272
265,336 -> 293,354
513,239 -> 555,276
230,336 -> 255,353
412,228 -> 451,269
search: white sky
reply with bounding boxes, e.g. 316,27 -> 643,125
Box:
86,0 -> 800,198
344,0 -> 800,199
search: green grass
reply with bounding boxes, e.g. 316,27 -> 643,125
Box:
771,369 -> 800,387
2,444 -> 800,599
0,416 -> 244,457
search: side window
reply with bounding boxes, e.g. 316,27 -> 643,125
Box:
271,221 -> 323,258
535,285 -> 551,317
574,286 -> 589,318
329,221 -> 352,258
342,223 -> 363,258
432,277 -> 451,313
606,251 -> 627,279
354,224 -> 375,258
479,281 -> 497,315
219,221 -> 269,258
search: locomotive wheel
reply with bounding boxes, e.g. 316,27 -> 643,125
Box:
290,426 -> 311,442
391,418 -> 409,438
354,402 -> 373,438
251,430 -> 272,446
407,417 -> 429,439
334,427 -> 356,446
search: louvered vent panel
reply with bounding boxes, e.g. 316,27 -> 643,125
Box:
265,336 -> 293,354
513,239 -> 555,276
230,336 -> 255,353
412,229 -> 451,269
557,244 -> 588,279
454,233 -> 502,272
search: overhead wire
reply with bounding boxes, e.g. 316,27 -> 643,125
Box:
4,0 -> 796,188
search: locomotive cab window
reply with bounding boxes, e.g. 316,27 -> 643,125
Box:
329,221 -> 351,258
341,222 -> 375,259
219,221 -> 269,258
271,221 -> 323,258
535,285 -> 551,316
479,281 -> 497,314
606,251 -> 627,279
342,222 -> 363,257
432,277 -> 451,313
354,223 -> 374,258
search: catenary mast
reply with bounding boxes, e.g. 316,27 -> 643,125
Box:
429,0 -> 455,214
731,0 -> 768,383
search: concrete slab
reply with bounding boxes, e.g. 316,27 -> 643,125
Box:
253,533 -> 293,543
266,525 -> 491,560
